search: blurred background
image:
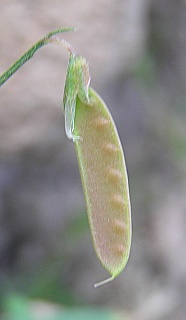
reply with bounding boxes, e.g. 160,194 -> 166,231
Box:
0,0 -> 186,319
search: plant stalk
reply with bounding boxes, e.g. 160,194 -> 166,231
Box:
0,27 -> 74,87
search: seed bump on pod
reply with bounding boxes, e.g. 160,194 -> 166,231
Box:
102,142 -> 120,153
114,243 -> 126,256
111,194 -> 126,209
107,168 -> 123,181
113,219 -> 126,233
92,117 -> 110,128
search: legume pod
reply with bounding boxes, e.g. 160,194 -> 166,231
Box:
73,88 -> 131,287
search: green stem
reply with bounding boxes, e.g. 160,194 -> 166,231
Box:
0,27 -> 74,87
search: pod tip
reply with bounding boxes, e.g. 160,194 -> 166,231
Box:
94,276 -> 114,288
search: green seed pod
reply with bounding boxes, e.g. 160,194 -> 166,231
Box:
73,88 -> 132,287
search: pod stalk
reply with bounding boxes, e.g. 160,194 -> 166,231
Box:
0,27 -> 75,87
